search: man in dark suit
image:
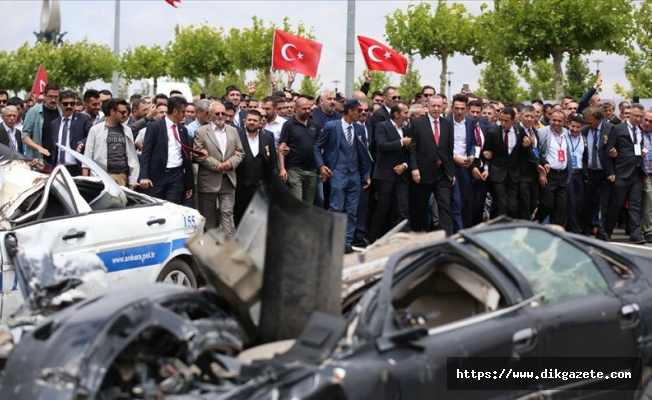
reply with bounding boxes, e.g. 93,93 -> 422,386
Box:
139,96 -> 195,205
468,100 -> 488,226
566,113 -> 589,233
517,105 -> 542,220
0,105 -> 23,154
368,86 -> 400,136
604,103 -> 647,243
409,95 -> 455,235
234,110 -> 277,227
446,93 -> 477,231
51,90 -> 92,175
314,99 -> 372,253
581,107 -> 614,238
368,101 -> 411,242
480,107 -> 537,218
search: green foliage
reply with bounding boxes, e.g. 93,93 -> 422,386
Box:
167,24 -> 231,94
385,0 -> 474,94
55,40 -> 116,92
299,75 -> 322,98
3,42 -> 57,93
355,71 -> 390,97
519,59 -> 555,100
207,70 -> 247,100
120,45 -> 168,93
623,0 -> 652,97
477,58 -> 525,103
563,54 -> 591,99
479,0 -> 633,99
398,57 -> 422,102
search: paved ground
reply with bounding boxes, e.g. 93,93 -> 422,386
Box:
607,229 -> 652,256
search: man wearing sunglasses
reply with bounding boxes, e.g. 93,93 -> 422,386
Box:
50,90 -> 92,176
83,98 -> 139,189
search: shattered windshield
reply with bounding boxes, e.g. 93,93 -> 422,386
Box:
474,227 -> 608,304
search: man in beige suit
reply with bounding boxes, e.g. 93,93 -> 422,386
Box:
193,102 -> 244,235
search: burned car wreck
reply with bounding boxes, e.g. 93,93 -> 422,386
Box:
1,176 -> 651,399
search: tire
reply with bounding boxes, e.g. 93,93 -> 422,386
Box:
156,259 -> 198,288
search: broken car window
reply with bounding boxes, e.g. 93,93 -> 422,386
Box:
474,227 -> 608,304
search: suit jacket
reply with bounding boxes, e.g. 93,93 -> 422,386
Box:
0,125 -> 22,154
605,122 -> 647,182
193,123 -> 244,192
519,124 -> 541,182
372,120 -> 410,181
581,120 -> 613,172
445,115 -> 477,158
408,115 -> 455,184
537,126 -> 575,182
237,129 -> 277,188
313,120 -> 371,182
139,118 -> 194,191
482,124 -> 536,183
50,112 -> 92,166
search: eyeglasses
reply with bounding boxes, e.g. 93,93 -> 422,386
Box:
260,115 -> 268,118
118,110 -> 129,115
214,112 -> 226,117
61,101 -> 75,107
357,108 -> 369,112
391,96 -> 401,100
423,93 -> 434,98
0,100 -> 7,104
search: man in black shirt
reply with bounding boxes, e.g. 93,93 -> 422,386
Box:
279,97 -> 321,203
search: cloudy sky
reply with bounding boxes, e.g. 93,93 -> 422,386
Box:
1,0 -> 629,99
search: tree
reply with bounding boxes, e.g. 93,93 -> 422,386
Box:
482,0 -> 632,100
563,54 -> 591,99
623,0 -> 652,97
121,45 -> 168,94
299,75 -> 322,97
227,16 -> 314,95
4,42 -> 59,93
477,58 -> 525,104
207,70 -> 247,99
519,59 -> 556,100
55,40 -> 117,92
355,71 -> 391,97
398,57 -> 422,102
385,0 -> 474,94
167,24 -> 232,94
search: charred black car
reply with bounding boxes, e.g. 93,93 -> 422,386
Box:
1,176 -> 651,399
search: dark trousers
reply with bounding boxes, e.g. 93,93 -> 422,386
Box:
147,167 -> 184,205
369,178 -> 410,242
470,178 -> 488,226
329,171 -> 362,246
607,170 -> 644,240
566,172 -> 584,233
410,173 -> 453,235
451,166 -> 471,232
234,184 -> 257,228
582,169 -> 609,234
354,184 -> 370,243
518,180 -> 539,221
537,169 -> 568,226
490,177 -> 518,218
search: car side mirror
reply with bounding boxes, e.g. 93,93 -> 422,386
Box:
376,325 -> 428,353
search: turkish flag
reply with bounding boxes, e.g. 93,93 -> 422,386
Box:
165,0 -> 181,7
272,29 -> 322,78
31,65 -> 48,98
358,36 -> 408,75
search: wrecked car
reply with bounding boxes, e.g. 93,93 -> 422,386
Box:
0,145 -> 205,319
1,175 -> 651,399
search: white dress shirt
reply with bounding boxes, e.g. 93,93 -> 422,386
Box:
211,121 -> 228,158
453,118 -> 467,157
247,132 -> 260,157
165,116 -> 183,168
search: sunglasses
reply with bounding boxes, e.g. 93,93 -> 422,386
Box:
214,112 -> 226,117
423,93 -> 434,98
391,96 -> 401,100
0,100 -> 7,104
61,101 -> 75,107
357,108 -> 369,112
118,110 -> 129,115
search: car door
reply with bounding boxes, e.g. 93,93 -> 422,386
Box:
473,226 -> 639,397
5,167 -> 94,318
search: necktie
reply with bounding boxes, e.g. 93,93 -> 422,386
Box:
172,124 -> 188,159
59,118 -> 69,165
591,129 -> 598,168
504,129 -> 509,153
346,125 -> 353,146
433,119 -> 440,146
633,126 -> 638,144
474,124 -> 482,147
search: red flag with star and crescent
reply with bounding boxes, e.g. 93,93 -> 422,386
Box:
272,29 -> 323,78
358,36 -> 408,75
165,0 -> 181,7
31,64 -> 48,98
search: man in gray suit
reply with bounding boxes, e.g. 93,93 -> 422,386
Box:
193,102 -> 244,235
0,106 -> 23,153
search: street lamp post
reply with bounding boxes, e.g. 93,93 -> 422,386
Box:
333,80 -> 340,93
446,71 -> 454,103
592,58 -> 603,73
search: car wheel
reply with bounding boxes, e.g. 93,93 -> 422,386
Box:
156,259 -> 197,288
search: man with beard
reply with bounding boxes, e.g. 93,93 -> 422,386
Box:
279,97 -> 321,203
51,90 -> 92,175
312,89 -> 341,128
234,110 -> 277,226
22,82 -> 61,163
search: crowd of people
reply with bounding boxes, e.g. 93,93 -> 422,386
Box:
0,69 -> 647,253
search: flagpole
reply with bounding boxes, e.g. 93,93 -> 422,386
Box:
345,0 -> 355,97
111,0 -> 120,96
